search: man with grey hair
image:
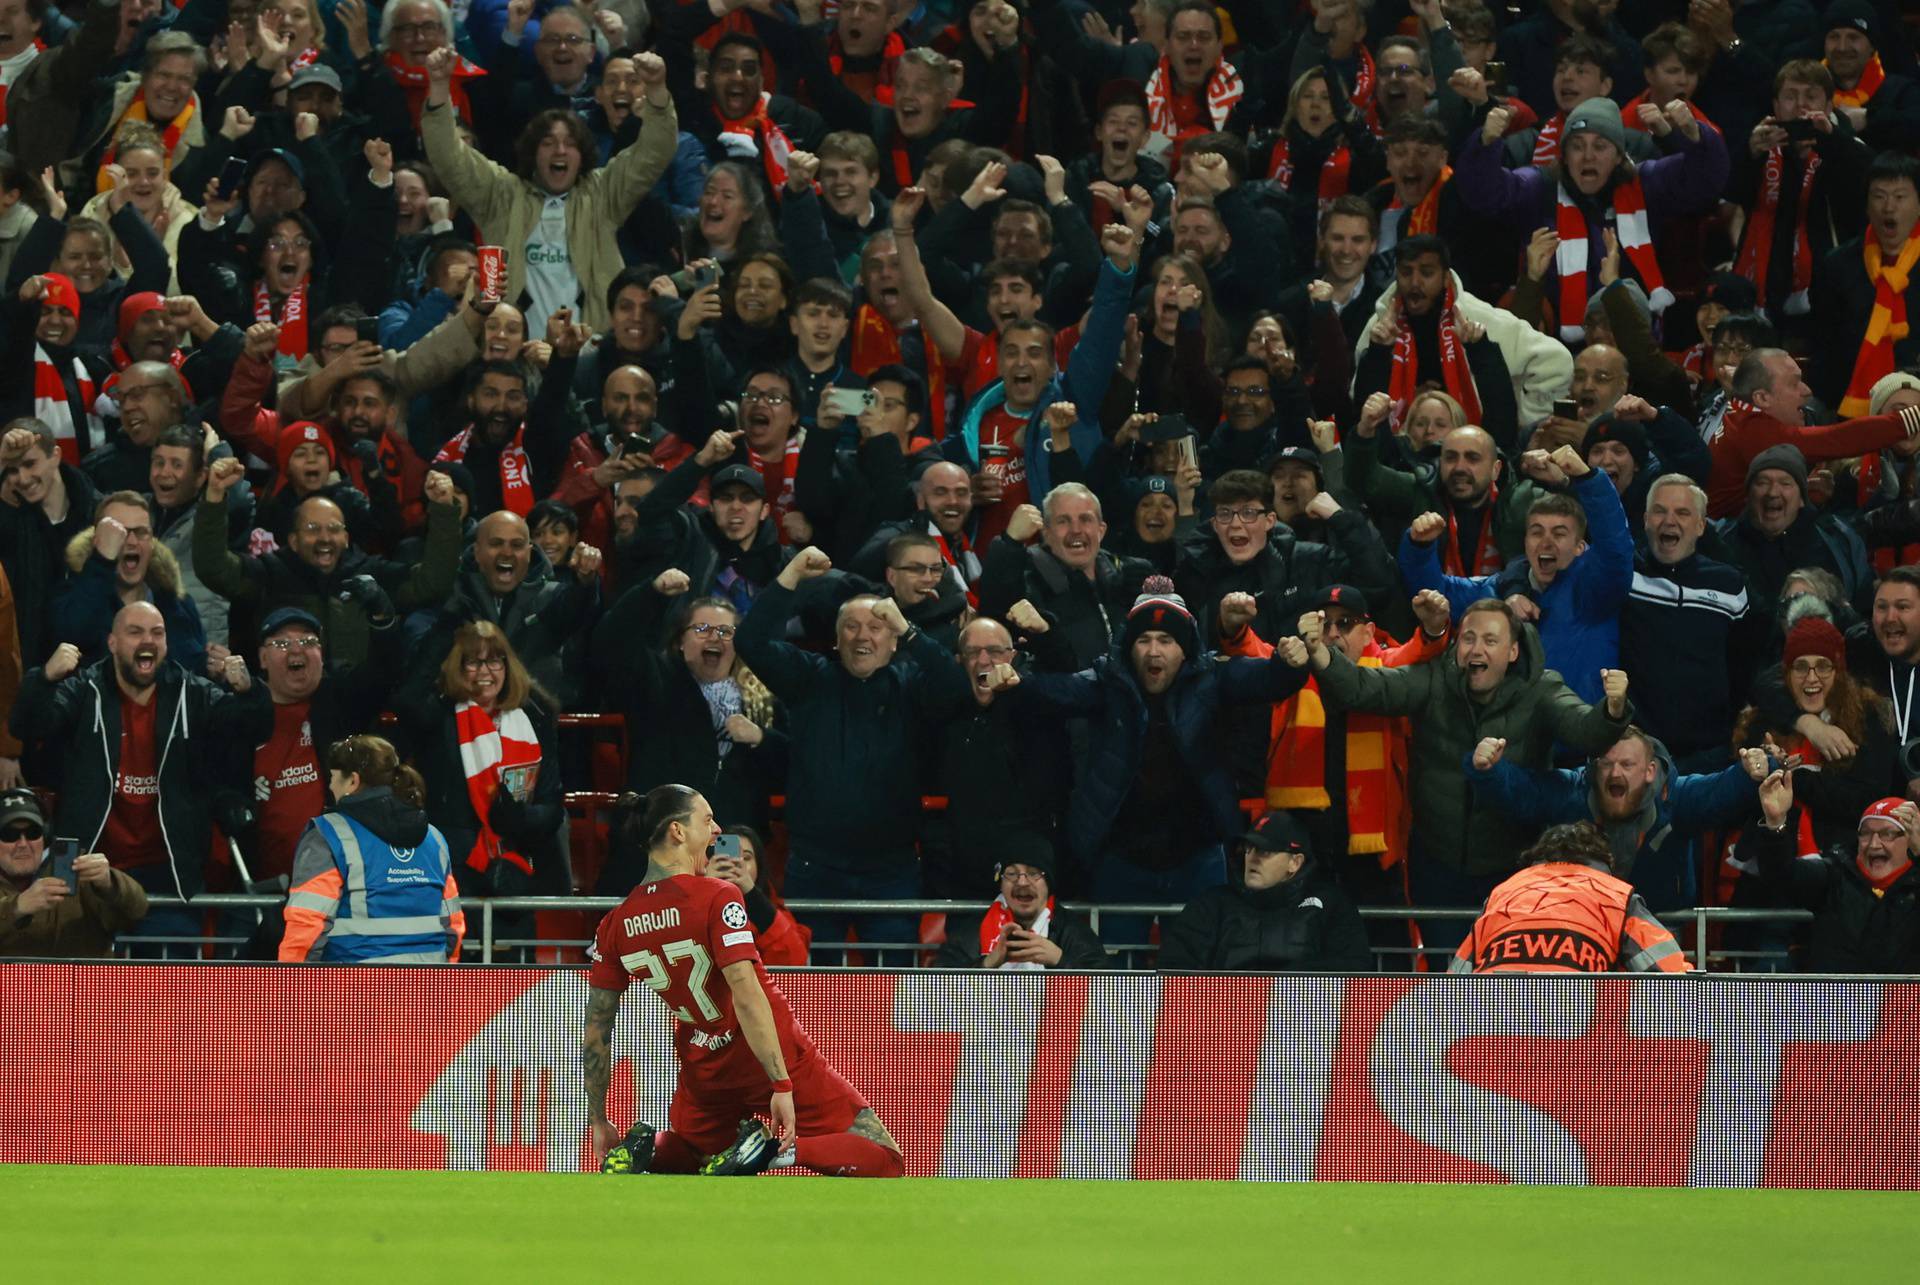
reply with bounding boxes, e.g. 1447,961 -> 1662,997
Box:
1623,473 -> 1754,768
980,484 -> 1152,670
736,544 -> 970,958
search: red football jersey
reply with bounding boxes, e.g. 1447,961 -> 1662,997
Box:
588,874 -> 815,1092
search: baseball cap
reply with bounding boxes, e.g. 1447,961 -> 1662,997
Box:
0,787 -> 44,831
1241,810 -> 1311,855
260,606 -> 325,642
247,147 -> 307,188
1308,584 -> 1370,619
710,463 -> 765,497
1268,445 -> 1324,483
288,64 -> 344,95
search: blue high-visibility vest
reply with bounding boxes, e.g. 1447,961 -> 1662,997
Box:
300,812 -> 459,964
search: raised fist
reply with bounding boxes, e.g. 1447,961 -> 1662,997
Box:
1601,668 -> 1629,713
869,596 -> 909,637
1006,599 -> 1048,635
1005,503 -> 1044,544
1548,444 -> 1591,479
652,568 -> 691,597
1408,511 -> 1446,544
1472,736 -> 1507,771
1218,591 -> 1258,636
1411,589 -> 1451,638
1100,222 -> 1138,269
45,642 -> 81,682
1304,491 -> 1340,521
205,456 -> 245,501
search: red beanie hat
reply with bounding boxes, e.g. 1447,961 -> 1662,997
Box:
1783,617 -> 1846,672
275,421 -> 337,484
40,273 -> 80,315
118,291 -> 167,345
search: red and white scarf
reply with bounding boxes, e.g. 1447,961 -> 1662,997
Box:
1267,135 -> 1351,210
454,701 -> 540,877
1344,43 -> 1375,119
1531,112 -> 1565,167
0,37 -> 45,129
33,345 -> 101,465
1143,53 -> 1243,153
436,424 -> 537,516
1553,177 -> 1672,342
978,893 -> 1052,970
1832,54 -> 1887,109
1385,281 -> 1482,431
253,278 -> 310,359
1734,146 -> 1820,316
717,91 -> 793,190
385,50 -> 486,125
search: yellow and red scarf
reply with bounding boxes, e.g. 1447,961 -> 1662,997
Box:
1832,53 -> 1887,109
436,423 -> 536,515
1838,225 -> 1920,417
1143,53 -> 1243,152
1388,165 -> 1450,236
1386,277 -> 1482,428
1265,668 -> 1399,865
1553,175 -> 1671,341
1734,145 -> 1821,316
454,701 -> 540,877
98,90 -> 193,192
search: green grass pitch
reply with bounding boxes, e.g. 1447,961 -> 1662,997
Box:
9,1166 -> 1914,1282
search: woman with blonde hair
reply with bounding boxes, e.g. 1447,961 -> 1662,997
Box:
78,125 -> 196,292
394,621 -> 567,895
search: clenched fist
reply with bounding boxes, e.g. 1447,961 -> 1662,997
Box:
1412,589 -> 1451,638
1472,736 -> 1507,771
1408,511 -> 1447,544
1006,599 -> 1049,635
779,546 -> 833,588
652,568 -> 691,597
1601,668 -> 1629,717
1004,503 -> 1044,544
45,642 -> 81,681
1218,591 -> 1258,637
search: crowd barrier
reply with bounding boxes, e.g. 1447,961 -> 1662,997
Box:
3,964 -> 1912,1185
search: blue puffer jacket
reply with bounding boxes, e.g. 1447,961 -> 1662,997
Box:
1012,644 -> 1308,864
1465,734 -> 1761,910
942,256 -> 1135,501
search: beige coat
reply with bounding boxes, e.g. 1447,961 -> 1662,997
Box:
80,184 -> 198,295
422,95 -> 678,331
274,301 -> 482,424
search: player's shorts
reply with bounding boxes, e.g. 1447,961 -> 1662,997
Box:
668,1054 -> 869,1154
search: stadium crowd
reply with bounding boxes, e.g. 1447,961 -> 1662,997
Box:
0,0 -> 1918,974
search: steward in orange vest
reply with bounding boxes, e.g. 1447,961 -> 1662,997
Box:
1449,821 -> 1691,973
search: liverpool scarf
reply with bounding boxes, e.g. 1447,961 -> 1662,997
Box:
1265,668 -> 1397,864
1531,112 -> 1565,167
436,424 -> 537,515
1839,226 -> 1920,417
1385,279 -> 1482,428
1443,487 -> 1504,577
1553,176 -> 1672,342
1267,134 -> 1352,209
1735,146 -> 1821,317
979,892 -> 1052,969
33,344 -> 101,465
1144,53 -> 1243,151
98,90 -> 194,192
1389,165 -> 1450,237
829,31 -> 905,104
852,303 -> 948,437
1832,54 -> 1886,109
253,278 -> 310,359
385,51 -> 486,125
454,701 -> 540,876
716,91 -> 794,190
1344,43 -> 1375,119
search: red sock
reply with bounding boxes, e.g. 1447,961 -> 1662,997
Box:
646,1130 -> 703,1174
793,1134 -> 905,1178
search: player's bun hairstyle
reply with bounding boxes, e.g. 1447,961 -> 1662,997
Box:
631,784 -> 701,851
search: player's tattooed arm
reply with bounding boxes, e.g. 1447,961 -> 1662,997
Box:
850,1108 -> 900,1153
581,985 -> 621,1121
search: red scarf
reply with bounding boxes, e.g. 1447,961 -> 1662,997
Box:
1388,166 -> 1450,236
99,89 -> 193,192
935,528 -> 978,608
454,701 -> 539,877
750,437 -> 803,539
253,278 -> 309,359
32,344 -> 100,465
1734,146 -> 1820,316
852,303 -> 947,437
829,31 -> 904,105
1345,44 -> 1375,118
978,893 -> 1052,966
436,424 -> 536,515
1443,485 -> 1503,577
1552,176 -> 1672,342
1840,226 -> 1920,417
716,91 -> 793,190
1143,53 -> 1243,152
385,51 -> 485,125
290,46 -> 320,72
1680,341 -> 1713,387
0,37 -> 44,128
1385,280 -> 1482,429
1832,53 -> 1887,109
1531,112 -> 1565,167
1858,852 -> 1912,892
1267,135 -> 1351,208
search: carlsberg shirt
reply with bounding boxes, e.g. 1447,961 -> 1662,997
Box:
524,196 -> 582,325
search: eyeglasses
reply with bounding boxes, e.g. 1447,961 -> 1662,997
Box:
1,824 -> 42,843
1859,824 -> 1904,844
1381,64 -> 1425,78
740,389 -> 791,406
1789,659 -> 1836,677
266,237 -> 312,253
891,562 -> 943,576
1211,506 -> 1270,527
1000,867 -> 1045,884
962,644 -> 1013,660
688,623 -> 736,640
117,525 -> 153,541
264,636 -> 322,653
391,21 -> 443,38
1222,386 -> 1271,399
1327,615 -> 1368,632
461,656 -> 507,672
538,33 -> 589,47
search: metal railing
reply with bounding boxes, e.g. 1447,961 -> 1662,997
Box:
119,895 -> 1816,972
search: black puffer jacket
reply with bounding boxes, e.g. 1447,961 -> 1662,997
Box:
1156,856 -> 1372,972
1172,508 -> 1394,645
979,541 -> 1152,673
1746,808 -> 1920,974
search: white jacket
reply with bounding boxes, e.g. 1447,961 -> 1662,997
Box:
1352,271 -> 1573,430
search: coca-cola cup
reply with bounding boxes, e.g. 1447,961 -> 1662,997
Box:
477,246 -> 506,304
